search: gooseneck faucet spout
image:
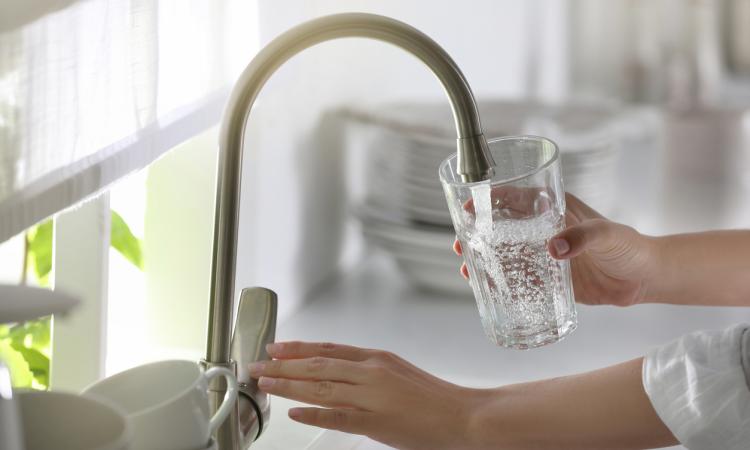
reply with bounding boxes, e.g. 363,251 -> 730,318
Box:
204,12 -> 495,449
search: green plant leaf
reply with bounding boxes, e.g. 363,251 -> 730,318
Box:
28,317 -> 51,352
8,318 -> 50,355
13,347 -> 49,387
111,210 -> 144,270
16,221 -> 55,390
27,219 -> 53,287
6,317 -> 51,389
10,212 -> 142,391
0,339 -> 33,387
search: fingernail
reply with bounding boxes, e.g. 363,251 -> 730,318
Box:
258,377 -> 275,388
552,238 -> 570,256
248,362 -> 265,376
266,343 -> 281,354
288,408 -> 303,419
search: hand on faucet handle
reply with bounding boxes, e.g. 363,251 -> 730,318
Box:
249,341 -> 482,450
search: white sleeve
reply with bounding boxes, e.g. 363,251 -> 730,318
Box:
642,324 -> 750,450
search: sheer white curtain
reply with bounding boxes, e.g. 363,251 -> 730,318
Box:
0,0 -> 258,242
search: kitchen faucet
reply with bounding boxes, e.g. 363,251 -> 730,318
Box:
202,13 -> 496,449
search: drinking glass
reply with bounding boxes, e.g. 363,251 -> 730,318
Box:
439,136 -> 576,349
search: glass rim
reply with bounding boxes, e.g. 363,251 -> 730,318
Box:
438,135 -> 560,187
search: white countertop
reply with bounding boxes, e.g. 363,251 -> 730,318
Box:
251,253 -> 749,450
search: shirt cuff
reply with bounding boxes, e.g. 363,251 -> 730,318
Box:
642,324 -> 750,450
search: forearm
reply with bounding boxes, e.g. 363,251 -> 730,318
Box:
645,230 -> 750,306
469,358 -> 677,450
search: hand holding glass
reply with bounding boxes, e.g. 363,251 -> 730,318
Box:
439,136 -> 576,349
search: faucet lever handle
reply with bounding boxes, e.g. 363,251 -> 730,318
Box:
230,287 -> 277,445
232,287 -> 277,380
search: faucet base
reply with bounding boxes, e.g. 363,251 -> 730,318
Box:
203,287 -> 277,449
200,359 -> 246,449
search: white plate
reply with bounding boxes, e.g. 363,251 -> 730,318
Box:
0,285 -> 79,324
359,216 -> 454,251
394,256 -> 471,296
356,205 -> 469,295
362,229 -> 454,260
355,99 -> 637,227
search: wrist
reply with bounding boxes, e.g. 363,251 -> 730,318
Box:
465,387 -> 498,449
641,235 -> 674,303
465,386 -> 519,449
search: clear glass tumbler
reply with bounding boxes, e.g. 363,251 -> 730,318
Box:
439,136 -> 576,349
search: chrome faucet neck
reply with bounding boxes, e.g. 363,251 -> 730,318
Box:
206,13 -> 494,449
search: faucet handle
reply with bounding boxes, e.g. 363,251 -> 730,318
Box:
230,287 -> 277,446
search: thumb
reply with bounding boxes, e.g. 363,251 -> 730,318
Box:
548,219 -> 615,259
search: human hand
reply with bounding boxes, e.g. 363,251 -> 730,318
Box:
249,341 -> 482,450
454,192 -> 658,306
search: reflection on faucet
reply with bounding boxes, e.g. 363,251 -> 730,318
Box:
203,13 -> 495,449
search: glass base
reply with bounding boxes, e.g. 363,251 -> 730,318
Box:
486,318 -> 577,350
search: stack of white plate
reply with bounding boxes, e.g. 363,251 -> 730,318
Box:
521,103 -> 627,215
340,100 -> 650,296
362,129 -> 455,227
354,205 -> 465,295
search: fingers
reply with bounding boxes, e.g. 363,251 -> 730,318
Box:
258,377 -> 367,409
453,240 -> 469,279
549,218 -> 614,259
288,407 -> 372,434
267,341 -> 374,362
564,192 -> 605,221
249,357 -> 369,384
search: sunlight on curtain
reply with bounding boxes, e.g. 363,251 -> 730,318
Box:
0,0 -> 258,242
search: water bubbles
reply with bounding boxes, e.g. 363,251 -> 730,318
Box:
464,210 -> 570,344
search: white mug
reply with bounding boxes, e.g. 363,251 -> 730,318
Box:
17,390 -> 132,450
83,360 -> 238,450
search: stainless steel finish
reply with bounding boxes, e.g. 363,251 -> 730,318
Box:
456,135 -> 494,183
234,393 -> 260,449
200,359 -> 241,449
230,288 -> 277,448
0,361 -> 23,450
204,289 -> 277,450
205,13 -> 494,449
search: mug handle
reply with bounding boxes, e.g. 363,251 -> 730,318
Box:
203,367 -> 239,436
